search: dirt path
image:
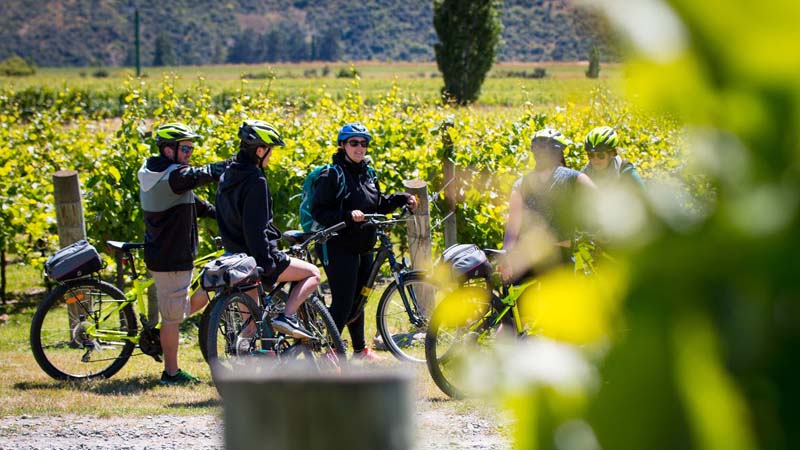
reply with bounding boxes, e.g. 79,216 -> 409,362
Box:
0,400 -> 510,449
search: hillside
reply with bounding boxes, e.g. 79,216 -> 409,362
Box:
0,0 -> 616,67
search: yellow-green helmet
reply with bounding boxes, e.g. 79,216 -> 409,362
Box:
531,128 -> 570,152
238,120 -> 285,147
584,126 -> 619,152
154,122 -> 200,147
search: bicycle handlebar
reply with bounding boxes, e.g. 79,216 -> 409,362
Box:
290,221 -> 347,254
362,205 -> 414,227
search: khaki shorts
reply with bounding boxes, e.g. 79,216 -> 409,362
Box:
151,270 -> 193,326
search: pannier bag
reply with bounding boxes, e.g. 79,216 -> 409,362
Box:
442,243 -> 491,280
45,240 -> 103,281
201,253 -> 259,290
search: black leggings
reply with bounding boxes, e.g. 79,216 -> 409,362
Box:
321,245 -> 374,352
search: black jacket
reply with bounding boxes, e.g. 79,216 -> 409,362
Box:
138,155 -> 227,271
311,152 -> 410,253
215,153 -> 289,279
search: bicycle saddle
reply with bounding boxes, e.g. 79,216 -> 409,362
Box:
282,230 -> 315,245
105,241 -> 146,252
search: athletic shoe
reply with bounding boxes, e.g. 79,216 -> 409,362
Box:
352,347 -> 385,362
159,369 -> 201,385
271,314 -> 313,339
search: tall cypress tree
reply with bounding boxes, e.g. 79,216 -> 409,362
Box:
586,45 -> 601,78
433,0 -> 503,105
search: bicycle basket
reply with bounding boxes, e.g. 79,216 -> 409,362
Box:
200,253 -> 258,289
45,240 -> 103,281
442,243 -> 491,280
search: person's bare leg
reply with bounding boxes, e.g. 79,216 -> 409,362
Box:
161,323 -> 180,375
276,258 -> 320,315
189,287 -> 209,315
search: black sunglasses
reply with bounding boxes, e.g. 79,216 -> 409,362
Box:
179,144 -> 194,154
346,139 -> 369,148
588,150 -> 611,160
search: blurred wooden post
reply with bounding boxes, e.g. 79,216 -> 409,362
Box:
53,170 -> 86,329
441,117 -> 457,248
222,369 -> 412,450
403,179 -> 431,271
53,170 -> 86,247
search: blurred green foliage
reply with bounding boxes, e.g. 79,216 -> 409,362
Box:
506,1 -> 800,450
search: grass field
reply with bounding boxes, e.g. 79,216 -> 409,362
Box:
0,264 -> 449,417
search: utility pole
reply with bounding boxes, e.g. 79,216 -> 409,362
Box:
134,8 -> 141,77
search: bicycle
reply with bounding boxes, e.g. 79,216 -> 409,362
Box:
30,241 -> 223,381
324,208 -> 442,363
203,222 -> 347,390
425,234 -> 613,398
424,246 -> 544,399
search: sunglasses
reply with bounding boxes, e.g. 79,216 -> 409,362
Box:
588,151 -> 611,160
179,144 -> 194,154
346,139 -> 369,148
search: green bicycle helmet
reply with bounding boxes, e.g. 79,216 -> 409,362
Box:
238,120 -> 285,148
155,122 -> 200,147
531,128 -> 571,152
584,126 -> 619,152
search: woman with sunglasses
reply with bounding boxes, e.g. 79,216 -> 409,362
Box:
310,123 -> 417,361
499,128 -> 596,283
581,126 -> 645,190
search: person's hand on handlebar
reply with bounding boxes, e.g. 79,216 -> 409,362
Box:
351,209 -> 365,222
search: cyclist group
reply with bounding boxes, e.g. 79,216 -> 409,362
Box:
140,120 -> 416,384
139,119 -> 641,385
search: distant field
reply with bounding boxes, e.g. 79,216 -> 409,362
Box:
1,61 -> 623,108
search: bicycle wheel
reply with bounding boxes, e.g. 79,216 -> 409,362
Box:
376,272 -> 441,363
425,286 -> 498,399
197,291 -> 220,363
30,279 -> 137,381
204,291 -> 263,377
295,295 -> 346,371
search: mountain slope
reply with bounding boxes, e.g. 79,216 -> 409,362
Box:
0,0 -> 616,66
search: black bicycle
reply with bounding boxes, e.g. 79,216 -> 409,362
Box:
333,208 -> 442,363
203,222 -> 347,391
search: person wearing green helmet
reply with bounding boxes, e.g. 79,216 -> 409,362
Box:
499,128 -> 596,282
138,122 -> 230,385
581,126 -> 645,190
215,120 -> 320,339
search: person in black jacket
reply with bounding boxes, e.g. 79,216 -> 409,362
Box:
138,122 -> 228,385
311,123 -> 417,360
216,120 -> 320,339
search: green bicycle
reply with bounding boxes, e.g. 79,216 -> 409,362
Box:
30,240 -> 222,381
426,236 -> 610,398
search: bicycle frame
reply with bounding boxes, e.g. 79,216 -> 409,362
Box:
80,247 -> 223,345
348,216 -> 428,328
485,278 -> 538,334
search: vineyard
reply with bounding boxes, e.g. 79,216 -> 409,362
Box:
0,64 -> 684,297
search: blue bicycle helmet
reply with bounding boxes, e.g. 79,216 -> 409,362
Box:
337,123 -> 371,145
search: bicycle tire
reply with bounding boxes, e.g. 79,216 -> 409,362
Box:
376,272 -> 439,363
424,287 -> 497,399
197,292 -> 219,363
298,295 -> 346,366
30,279 -> 137,381
204,290 -> 262,375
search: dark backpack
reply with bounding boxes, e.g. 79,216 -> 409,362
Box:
298,163 -> 376,232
